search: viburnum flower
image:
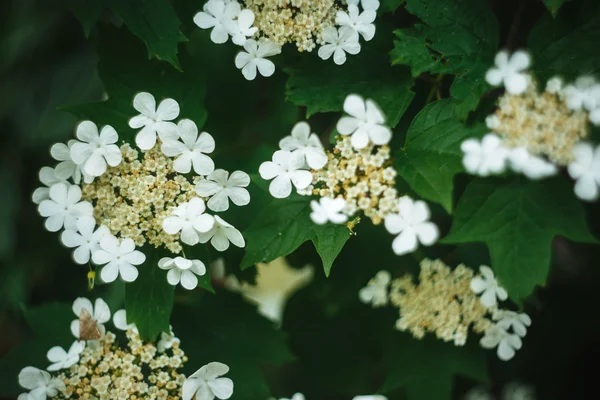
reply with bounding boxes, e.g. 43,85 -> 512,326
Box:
50,140 -> 91,184
61,216 -> 110,264
32,167 -> 68,205
279,394 -> 305,400
46,341 -> 85,371
470,265 -> 508,307
158,257 -> 207,290
335,4 -> 376,41
69,121 -> 122,177
336,94 -> 391,150
567,142 -> 600,201
310,197 -> 348,225
561,76 -> 600,111
92,235 -> 146,283
259,150 -> 313,198
162,197 -> 215,246
38,183 -> 93,232
485,50 -> 531,95
384,196 -> 439,256
480,324 -> 522,361
195,169 -> 251,212
318,26 -> 361,65
198,215 -> 245,251
70,297 -> 111,339
348,0 -> 381,11
461,134 -> 509,176
359,270 -> 391,307
113,309 -> 137,332
493,310 -> 532,337
235,39 -> 281,80
279,122 -> 327,170
157,326 -> 180,352
129,92 -> 179,150
161,119 -> 216,175
193,0 -> 240,44
353,396 -> 388,400
225,9 -> 258,46
182,361 -> 234,400
18,367 -> 65,399
508,147 -> 557,180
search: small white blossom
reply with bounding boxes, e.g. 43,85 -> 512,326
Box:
259,150 -> 312,198
336,94 -> 391,150
278,394 -> 305,400
351,0 -> 381,11
195,169 -> 250,212
485,114 -> 500,129
353,396 -> 388,400
318,26 -> 361,65
310,197 -> 348,225
502,382 -> 536,400
561,76 -> 600,111
384,196 -> 439,256
18,366 -> 65,399
129,92 -> 180,150
567,142 -> 600,201
461,134 -> 510,176
158,257 -> 207,290
50,140 -> 92,184
61,216 -> 110,264
32,167 -> 68,205
70,297 -> 111,339
358,270 -> 391,307
182,362 -> 234,400
157,326 -> 181,353
545,76 -> 564,94
69,121 -> 122,177
279,122 -> 328,170
485,50 -> 531,95
113,309 -> 137,332
336,4 -> 376,41
92,235 -> 146,283
480,324 -> 522,361
235,39 -> 281,80
225,9 -> 258,46
493,310 -> 532,338
508,147 -> 557,180
47,340 -> 85,371
38,183 -> 93,232
161,119 -> 216,175
590,107 -> 600,126
193,0 -> 240,44
470,265 -> 508,307
198,215 -> 245,251
162,197 -> 215,246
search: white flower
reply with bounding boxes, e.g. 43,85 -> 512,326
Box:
18,366 -> 65,399
507,147 -> 557,180
259,150 -> 312,198
161,119 -> 216,175
47,340 -> 85,371
157,326 -> 180,352
162,197 -> 215,246
32,167 -> 68,205
279,121 -> 328,170
113,309 -> 137,332
182,362 -> 234,400
129,92 -> 180,150
193,0 -> 240,44
70,297 -> 111,339
61,216 -> 110,264
485,114 -> 500,129
225,9 -> 258,46
567,142 -> 600,201
195,169 -> 250,212
502,382 -> 536,400
70,121 -> 122,177
336,94 -> 391,150
353,396 -> 388,400
235,39 -> 281,80
461,134 -> 510,176
353,0 -> 380,11
546,76 -> 564,94
198,215 -> 245,251
92,235 -> 146,283
485,50 -> 531,95
358,270 -> 391,307
279,394 -> 305,400
470,265 -> 508,307
561,76 -> 600,111
590,107 -> 600,126
318,26 -> 361,65
38,183 -> 93,232
336,5 -> 376,41
310,197 -> 348,225
480,324 -> 522,361
50,140 -> 92,184
384,196 -> 439,256
493,310 -> 532,337
158,257 -> 207,290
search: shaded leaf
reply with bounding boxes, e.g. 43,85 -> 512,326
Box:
543,0 -> 569,17
64,0 -> 105,36
23,302 -> 73,346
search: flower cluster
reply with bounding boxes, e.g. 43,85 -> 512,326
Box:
360,259 -> 531,361
34,92 -> 249,287
462,50 -> 600,201
17,297 -> 233,400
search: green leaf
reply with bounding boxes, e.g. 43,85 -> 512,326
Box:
241,197 -> 351,276
391,0 -> 498,115
380,0 -> 405,13
443,177 -> 598,301
543,0 -> 569,17
23,302 -> 73,346
64,0 -> 105,37
285,49 -> 414,128
381,332 -> 488,399
396,99 -> 485,212
106,0 -> 187,69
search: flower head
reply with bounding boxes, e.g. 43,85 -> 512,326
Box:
193,0 -> 241,44
70,297 -> 111,339
32,167 -> 68,205
259,150 -> 312,198
38,183 -> 93,232
461,134 -> 509,176
198,215 -> 245,251
485,50 -> 531,95
507,147 -> 557,180
70,121 -> 122,177
225,9 -> 258,46
384,196 -> 439,255
310,197 -> 348,225
129,92 -> 180,150
113,309 -> 137,332
182,361 -> 234,400
318,26 -> 361,65
195,169 -> 250,212
480,324 -> 522,361
92,235 -> 146,283
562,76 -> 600,111
235,39 -> 281,80
335,5 -> 376,41
567,142 -> 600,201
51,140 -> 91,184
336,94 -> 391,150
47,341 -> 85,371
161,119 -> 216,175
279,122 -> 328,170
157,326 -> 181,352
358,270 -> 391,307
18,366 -> 65,399
61,216 -> 110,264
493,310 -> 531,337
162,197 -> 215,246
470,265 -> 508,307
158,257 -> 207,290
